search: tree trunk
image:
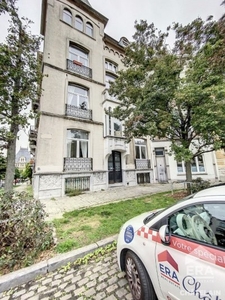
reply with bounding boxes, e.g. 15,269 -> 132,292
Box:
185,161 -> 192,195
4,137 -> 17,192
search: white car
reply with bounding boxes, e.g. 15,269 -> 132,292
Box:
117,185 -> 225,300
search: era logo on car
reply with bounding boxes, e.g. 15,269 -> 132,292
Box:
158,250 -> 180,286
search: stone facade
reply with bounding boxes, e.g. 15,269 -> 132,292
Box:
32,0 -> 221,199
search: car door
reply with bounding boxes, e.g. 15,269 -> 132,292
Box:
155,202 -> 225,300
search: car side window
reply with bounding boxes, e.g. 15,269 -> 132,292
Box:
168,203 -> 225,247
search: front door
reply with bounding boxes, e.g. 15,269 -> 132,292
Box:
108,151 -> 122,184
155,148 -> 167,183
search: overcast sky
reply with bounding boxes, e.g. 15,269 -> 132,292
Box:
0,0 -> 224,151
0,0 -> 223,43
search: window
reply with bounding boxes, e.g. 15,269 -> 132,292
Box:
105,60 -> 117,73
75,15 -> 83,31
177,155 -> 205,173
177,161 -> 184,173
105,107 -> 122,136
63,9 -> 72,25
86,22 -> 93,37
68,85 -> 88,109
169,203 -> 225,247
155,148 -> 164,156
135,139 -> 147,159
69,44 -> 89,67
67,129 -> 88,158
105,73 -> 117,89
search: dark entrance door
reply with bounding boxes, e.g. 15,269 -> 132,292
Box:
108,151 -> 122,184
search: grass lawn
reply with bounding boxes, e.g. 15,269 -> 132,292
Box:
53,191 -> 180,253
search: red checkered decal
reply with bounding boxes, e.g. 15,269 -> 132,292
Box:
137,226 -> 159,242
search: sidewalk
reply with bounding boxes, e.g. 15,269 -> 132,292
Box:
40,183 -> 181,220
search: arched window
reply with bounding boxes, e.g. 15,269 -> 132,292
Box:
86,22 -> 93,37
67,129 -> 89,158
63,9 -> 72,25
75,15 -> 83,31
105,60 -> 118,73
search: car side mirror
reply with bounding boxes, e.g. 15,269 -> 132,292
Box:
159,225 -> 171,245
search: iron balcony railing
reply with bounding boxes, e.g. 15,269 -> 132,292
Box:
65,104 -> 92,120
135,159 -> 151,170
64,157 -> 92,172
67,59 -> 92,78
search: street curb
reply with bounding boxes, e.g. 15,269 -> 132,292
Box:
0,235 -> 118,294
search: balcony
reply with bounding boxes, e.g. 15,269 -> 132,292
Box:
65,104 -> 92,120
103,89 -> 118,102
67,59 -> 92,79
64,157 -> 93,172
29,126 -> 37,141
135,159 -> 151,170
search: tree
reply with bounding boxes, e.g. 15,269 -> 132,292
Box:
22,162 -> 33,184
109,17 -> 225,192
0,151 -> 7,180
0,0 -> 42,192
14,167 -> 20,184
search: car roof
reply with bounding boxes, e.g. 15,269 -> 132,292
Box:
193,185 -> 225,198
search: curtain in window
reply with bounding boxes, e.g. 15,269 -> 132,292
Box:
80,141 -> 88,158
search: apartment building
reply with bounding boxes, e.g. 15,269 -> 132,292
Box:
32,0 -> 220,199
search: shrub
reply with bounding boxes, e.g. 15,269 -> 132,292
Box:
0,191 -> 54,271
191,177 -> 210,194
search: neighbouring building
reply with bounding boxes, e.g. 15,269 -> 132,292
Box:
15,147 -> 31,171
31,0 -> 220,199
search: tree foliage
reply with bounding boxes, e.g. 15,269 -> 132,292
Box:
0,152 -> 6,180
22,162 -> 33,183
0,0 -> 42,191
110,15 -> 225,185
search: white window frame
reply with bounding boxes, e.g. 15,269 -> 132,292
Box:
86,22 -> 93,37
69,45 -> 89,67
105,60 -> 118,73
67,129 -> 89,158
135,139 -> 147,159
63,9 -> 72,25
105,73 -> 117,89
67,84 -> 88,109
177,155 -> 205,173
105,107 -> 122,136
75,15 -> 83,31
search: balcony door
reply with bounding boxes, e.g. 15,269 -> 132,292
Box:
108,151 -> 122,184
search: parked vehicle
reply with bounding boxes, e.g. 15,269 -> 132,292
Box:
117,185 -> 225,300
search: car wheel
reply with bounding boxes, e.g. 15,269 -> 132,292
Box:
125,250 -> 157,300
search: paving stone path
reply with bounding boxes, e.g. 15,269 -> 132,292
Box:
0,250 -> 132,300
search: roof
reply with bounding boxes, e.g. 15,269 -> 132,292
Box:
81,0 -> 91,6
15,147 -> 31,163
